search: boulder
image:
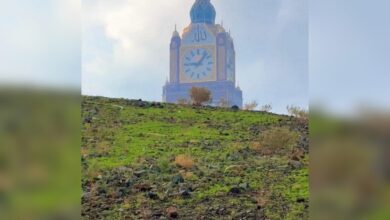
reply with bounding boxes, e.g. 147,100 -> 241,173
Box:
166,207 -> 178,218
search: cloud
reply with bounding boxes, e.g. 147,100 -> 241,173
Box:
82,0 -> 308,113
0,0 -> 80,87
275,0 -> 307,35
83,0 -> 191,69
82,0 -> 195,96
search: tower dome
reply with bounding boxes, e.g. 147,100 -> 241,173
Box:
190,0 -> 216,24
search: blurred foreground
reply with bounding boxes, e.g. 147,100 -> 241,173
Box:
0,88 -> 81,219
310,107 -> 390,220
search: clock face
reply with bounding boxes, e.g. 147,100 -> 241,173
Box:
226,52 -> 235,81
183,48 -> 214,80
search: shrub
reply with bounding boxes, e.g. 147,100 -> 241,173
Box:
86,160 -> 101,180
254,127 -> 299,154
244,100 -> 258,111
158,157 -> 171,172
260,104 -> 272,112
174,155 -> 194,169
189,87 -> 211,106
287,105 -> 308,119
218,98 -> 229,108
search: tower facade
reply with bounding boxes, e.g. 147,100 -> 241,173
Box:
163,0 -> 242,107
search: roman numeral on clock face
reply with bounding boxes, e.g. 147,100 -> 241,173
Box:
183,48 -> 213,81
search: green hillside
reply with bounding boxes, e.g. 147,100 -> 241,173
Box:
81,96 -> 308,219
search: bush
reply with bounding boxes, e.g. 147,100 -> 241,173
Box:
174,155 -> 194,169
218,98 -> 229,108
86,160 -> 101,180
189,87 -> 211,106
287,105 -> 308,119
244,100 -> 258,111
252,127 -> 299,154
260,104 -> 272,112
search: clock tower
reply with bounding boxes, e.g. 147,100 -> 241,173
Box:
163,0 -> 242,107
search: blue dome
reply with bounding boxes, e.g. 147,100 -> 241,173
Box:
190,0 -> 216,24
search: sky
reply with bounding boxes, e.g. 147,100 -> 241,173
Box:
0,0 -> 80,88
82,0 -> 308,114
310,0 -> 390,114
1,0 -> 388,115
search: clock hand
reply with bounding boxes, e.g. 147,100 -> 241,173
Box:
197,52 -> 207,66
184,62 -> 199,66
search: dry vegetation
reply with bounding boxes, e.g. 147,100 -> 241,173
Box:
251,127 -> 299,155
260,104 -> 272,112
189,87 -> 211,106
287,105 -> 308,119
244,100 -> 258,111
174,154 -> 194,169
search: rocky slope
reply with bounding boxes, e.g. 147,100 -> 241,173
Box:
81,96 -> 308,219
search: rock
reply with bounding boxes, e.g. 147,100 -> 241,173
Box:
289,160 -> 302,169
166,206 -> 178,218
152,210 -> 164,217
134,183 -> 152,192
134,170 -> 146,177
118,166 -> 132,172
179,189 -> 191,198
291,148 -> 305,161
84,117 -> 92,123
124,178 -> 132,187
239,182 -> 250,190
97,187 -> 106,195
81,192 -> 91,200
229,187 -> 241,195
172,174 -> 184,185
231,105 -> 239,110
217,207 -> 226,215
146,191 -> 159,200
261,149 -> 273,156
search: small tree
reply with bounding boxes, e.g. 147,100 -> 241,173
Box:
244,100 -> 258,111
260,104 -> 272,112
189,87 -> 211,106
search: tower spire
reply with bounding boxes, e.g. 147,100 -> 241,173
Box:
172,23 -> 179,38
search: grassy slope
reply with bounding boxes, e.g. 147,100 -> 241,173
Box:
81,96 -> 308,219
